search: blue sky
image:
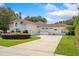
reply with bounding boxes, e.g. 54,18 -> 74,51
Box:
5,3 -> 46,16
0,3 -> 79,23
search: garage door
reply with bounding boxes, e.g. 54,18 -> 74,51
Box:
40,31 -> 49,35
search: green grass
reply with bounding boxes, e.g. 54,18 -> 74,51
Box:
55,35 -> 79,56
0,36 -> 40,47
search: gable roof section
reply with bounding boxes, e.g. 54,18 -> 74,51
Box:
11,19 -> 66,27
11,19 -> 36,25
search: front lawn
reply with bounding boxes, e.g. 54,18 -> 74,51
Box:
55,35 -> 79,56
0,36 -> 40,47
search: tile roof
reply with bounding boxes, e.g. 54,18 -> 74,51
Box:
37,24 -> 66,27
11,19 -> 66,27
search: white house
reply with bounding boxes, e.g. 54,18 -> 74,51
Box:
8,19 -> 68,35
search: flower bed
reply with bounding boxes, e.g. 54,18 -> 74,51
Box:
1,33 -> 31,39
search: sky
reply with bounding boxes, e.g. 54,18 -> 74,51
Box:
0,3 -> 79,24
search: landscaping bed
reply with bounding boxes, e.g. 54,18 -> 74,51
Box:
55,35 -> 79,56
0,36 -> 40,47
1,33 -> 31,39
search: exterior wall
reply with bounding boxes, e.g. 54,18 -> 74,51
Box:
9,22 -> 26,32
26,24 -> 39,35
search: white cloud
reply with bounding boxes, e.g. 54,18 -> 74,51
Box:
0,3 -> 4,7
77,3 -> 79,6
22,14 -> 26,19
64,3 -> 78,11
47,10 -> 79,18
45,17 -> 65,24
44,3 -> 79,24
45,17 -> 56,24
45,3 -> 59,11
46,10 -> 79,24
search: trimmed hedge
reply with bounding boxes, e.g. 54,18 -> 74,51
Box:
23,30 -> 28,33
1,33 -> 31,39
66,30 -> 75,35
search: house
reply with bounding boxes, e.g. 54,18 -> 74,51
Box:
8,12 -> 68,35
8,19 -> 68,35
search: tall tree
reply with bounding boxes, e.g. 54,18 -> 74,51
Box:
0,7 -> 16,32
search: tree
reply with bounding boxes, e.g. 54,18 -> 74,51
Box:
24,16 -> 47,23
73,16 -> 79,27
66,25 -> 75,35
72,16 -> 79,48
24,16 -> 30,20
0,8 -> 16,32
55,19 -> 74,25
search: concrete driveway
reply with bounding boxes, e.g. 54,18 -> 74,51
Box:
0,35 -> 62,56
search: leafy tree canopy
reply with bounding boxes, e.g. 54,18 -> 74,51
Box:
0,7 -> 16,32
24,16 -> 47,23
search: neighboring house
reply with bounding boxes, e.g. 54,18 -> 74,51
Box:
8,19 -> 68,35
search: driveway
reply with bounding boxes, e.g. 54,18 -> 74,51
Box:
0,35 -> 62,56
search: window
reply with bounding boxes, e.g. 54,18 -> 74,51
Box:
42,28 -> 48,29
50,28 -> 52,29
16,29 -> 20,32
37,26 -> 39,28
42,28 -> 44,29
54,29 -> 57,31
11,22 -> 13,24
61,30 -> 65,33
15,23 -> 17,27
20,21 -> 23,24
46,28 -> 48,29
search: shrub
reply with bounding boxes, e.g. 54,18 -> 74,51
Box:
66,30 -> 75,35
0,30 -> 3,36
66,26 -> 75,35
1,33 -> 31,39
16,30 -> 21,33
23,30 -> 28,33
11,30 -> 14,33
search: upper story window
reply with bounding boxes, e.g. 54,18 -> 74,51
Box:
42,28 -> 48,29
42,28 -> 44,29
37,26 -> 39,28
46,28 -> 48,29
20,21 -> 23,24
11,22 -> 13,24
15,23 -> 17,27
54,29 -> 57,31
50,28 -> 52,29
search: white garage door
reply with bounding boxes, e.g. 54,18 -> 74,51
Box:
40,31 -> 49,35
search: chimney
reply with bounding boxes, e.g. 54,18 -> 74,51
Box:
16,12 -> 22,19
19,12 -> 22,19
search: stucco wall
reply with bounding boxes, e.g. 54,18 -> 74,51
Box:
9,22 -> 26,32
9,22 -> 39,35
26,24 -> 39,35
